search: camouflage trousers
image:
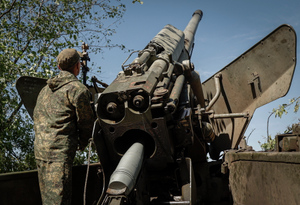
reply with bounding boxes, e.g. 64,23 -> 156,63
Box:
36,159 -> 73,205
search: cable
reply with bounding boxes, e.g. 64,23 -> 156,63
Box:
83,138 -> 93,205
96,163 -> 106,205
83,119 -> 107,205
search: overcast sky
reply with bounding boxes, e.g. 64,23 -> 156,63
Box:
89,0 -> 300,150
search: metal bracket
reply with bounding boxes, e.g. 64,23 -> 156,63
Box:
248,72 -> 262,98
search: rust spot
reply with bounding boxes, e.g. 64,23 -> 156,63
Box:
129,81 -> 136,88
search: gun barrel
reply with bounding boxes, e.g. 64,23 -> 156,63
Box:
107,142 -> 144,196
184,10 -> 203,54
167,75 -> 185,113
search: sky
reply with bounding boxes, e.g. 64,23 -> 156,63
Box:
88,0 -> 300,151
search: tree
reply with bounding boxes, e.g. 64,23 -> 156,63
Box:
0,0 -> 141,173
259,96 -> 300,151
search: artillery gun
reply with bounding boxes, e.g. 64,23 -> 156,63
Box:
2,9 -> 299,205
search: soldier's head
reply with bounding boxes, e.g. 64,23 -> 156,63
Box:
57,48 -> 82,76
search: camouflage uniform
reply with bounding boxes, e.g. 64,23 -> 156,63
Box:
33,49 -> 94,204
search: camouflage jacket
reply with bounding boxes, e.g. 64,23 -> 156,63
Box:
33,70 -> 95,162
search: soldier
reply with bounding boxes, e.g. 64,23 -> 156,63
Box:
33,48 -> 95,204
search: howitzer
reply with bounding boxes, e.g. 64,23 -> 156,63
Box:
93,9 -> 298,205
95,10 -> 206,204
13,9 -> 298,205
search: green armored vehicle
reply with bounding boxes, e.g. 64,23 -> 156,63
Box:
1,10 -> 299,205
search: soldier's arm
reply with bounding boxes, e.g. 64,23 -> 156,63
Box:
75,89 -> 95,150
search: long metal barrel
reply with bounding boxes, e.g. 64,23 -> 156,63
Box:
107,142 -> 144,196
183,10 -> 203,54
181,10 -> 206,108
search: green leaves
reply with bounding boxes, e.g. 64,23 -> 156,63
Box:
0,0 -> 130,173
273,97 -> 300,118
258,135 -> 275,151
261,96 -> 299,151
132,0 -> 143,4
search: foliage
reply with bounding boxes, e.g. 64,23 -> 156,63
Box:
0,0 -> 141,173
272,96 -> 299,118
73,143 -> 99,166
260,96 -> 300,151
258,135 -> 275,151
